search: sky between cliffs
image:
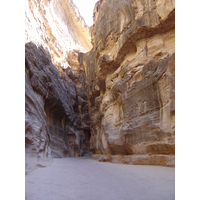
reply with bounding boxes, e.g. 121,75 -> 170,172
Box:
73,0 -> 98,26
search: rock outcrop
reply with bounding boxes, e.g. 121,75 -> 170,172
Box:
25,42 -> 91,173
25,0 -> 91,173
83,0 -> 175,166
25,0 -> 92,67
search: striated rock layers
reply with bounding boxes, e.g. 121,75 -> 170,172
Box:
25,43 -> 91,173
26,0 -> 175,169
25,0 -> 92,67
25,0 -> 91,173
83,0 -> 175,166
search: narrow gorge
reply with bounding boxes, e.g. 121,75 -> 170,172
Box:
25,0 -> 175,174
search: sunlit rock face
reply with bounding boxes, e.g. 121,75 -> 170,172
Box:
25,0 -> 92,67
84,0 -> 175,166
25,0 -> 91,173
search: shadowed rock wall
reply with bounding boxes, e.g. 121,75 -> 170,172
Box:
25,43 -> 90,173
25,0 -> 92,173
84,0 -> 175,166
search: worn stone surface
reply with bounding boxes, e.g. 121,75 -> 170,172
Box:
25,42 -> 91,173
84,0 -> 175,166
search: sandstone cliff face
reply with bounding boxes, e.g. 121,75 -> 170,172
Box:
25,0 -> 92,67
84,0 -> 175,166
26,0 -> 175,169
25,0 -> 91,173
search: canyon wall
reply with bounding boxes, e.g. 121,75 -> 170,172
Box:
25,0 -> 91,67
25,0 -> 175,170
25,0 -> 91,173
84,0 -> 175,166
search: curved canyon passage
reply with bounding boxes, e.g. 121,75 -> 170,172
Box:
25,0 -> 175,199
26,157 -> 175,200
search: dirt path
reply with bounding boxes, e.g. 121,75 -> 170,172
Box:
25,157 -> 175,200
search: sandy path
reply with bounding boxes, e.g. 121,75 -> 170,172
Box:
25,157 -> 175,200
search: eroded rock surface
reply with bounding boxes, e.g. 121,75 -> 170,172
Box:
84,0 -> 175,166
25,0 -> 175,169
25,42 -> 91,173
25,0 -> 92,67
25,0 -> 92,173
